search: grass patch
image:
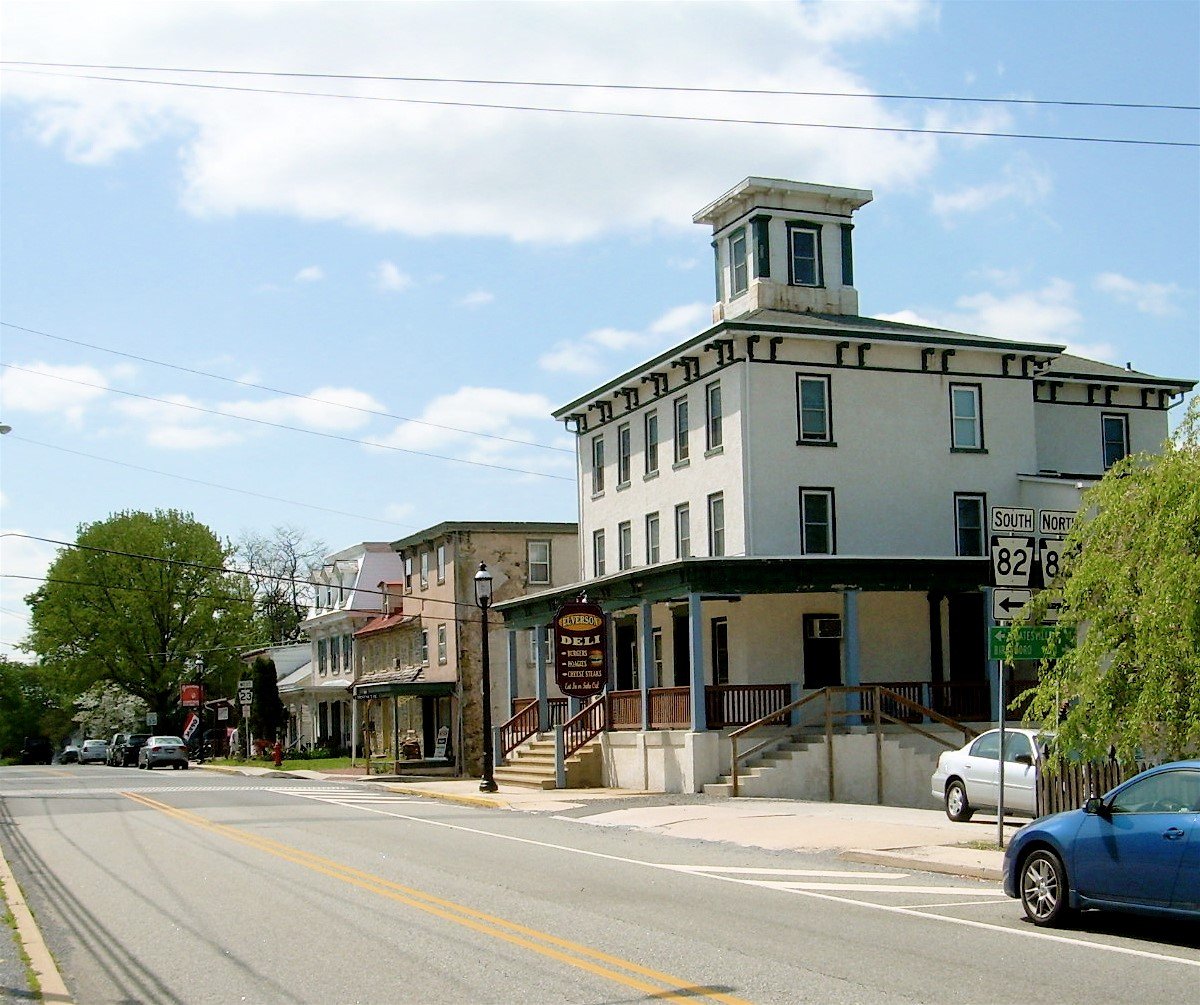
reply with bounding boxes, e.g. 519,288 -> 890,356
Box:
955,839 -> 1006,852
1,873 -> 43,999
210,756 -> 357,772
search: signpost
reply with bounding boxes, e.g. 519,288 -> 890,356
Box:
237,680 -> 253,759
553,600 -> 608,699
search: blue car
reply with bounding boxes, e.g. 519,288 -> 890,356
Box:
1003,760 -> 1200,926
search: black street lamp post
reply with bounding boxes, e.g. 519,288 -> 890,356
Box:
473,563 -> 498,793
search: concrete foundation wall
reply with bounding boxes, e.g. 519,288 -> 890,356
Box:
603,730 -> 723,793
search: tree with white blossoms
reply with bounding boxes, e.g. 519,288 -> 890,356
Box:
1014,397 -> 1200,762
72,682 -> 149,740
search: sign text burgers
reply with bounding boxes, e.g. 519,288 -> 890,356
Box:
553,601 -> 608,698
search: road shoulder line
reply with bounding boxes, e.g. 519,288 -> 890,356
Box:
0,834 -> 73,1003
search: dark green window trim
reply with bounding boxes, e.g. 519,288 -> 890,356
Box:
840,224 -> 854,287
795,440 -> 839,448
751,215 -> 771,280
711,240 -> 722,302
950,447 -> 989,455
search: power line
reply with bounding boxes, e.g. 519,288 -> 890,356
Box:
5,67 -> 1195,149
1,321 -> 572,455
3,434 -> 420,530
4,60 -> 1196,112
0,363 -> 575,482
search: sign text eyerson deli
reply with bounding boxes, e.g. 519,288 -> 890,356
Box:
553,600 -> 608,698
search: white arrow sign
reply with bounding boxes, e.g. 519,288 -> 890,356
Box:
992,588 -> 1033,622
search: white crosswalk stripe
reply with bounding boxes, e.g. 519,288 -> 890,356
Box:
0,785 -> 368,798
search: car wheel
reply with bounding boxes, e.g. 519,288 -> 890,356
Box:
945,779 -> 974,822
1019,849 -> 1075,927
182,763 -> 189,770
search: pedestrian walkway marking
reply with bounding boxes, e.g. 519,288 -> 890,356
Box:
0,785 -> 367,798
285,791 -> 415,807
122,792 -> 754,1005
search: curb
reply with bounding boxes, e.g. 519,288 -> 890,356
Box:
377,784 -> 509,810
840,848 -> 1004,883
0,835 -> 73,1003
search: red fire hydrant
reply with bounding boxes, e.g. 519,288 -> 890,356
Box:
272,740 -> 283,767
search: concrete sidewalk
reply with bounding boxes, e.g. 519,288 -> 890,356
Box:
202,765 -> 1010,881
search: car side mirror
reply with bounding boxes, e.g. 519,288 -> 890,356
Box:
1084,796 -> 1109,817
1014,753 -> 1033,766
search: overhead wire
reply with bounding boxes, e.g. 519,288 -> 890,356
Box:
0,321 -> 573,455
4,60 -> 1196,111
3,67 -> 1195,148
0,363 -> 576,482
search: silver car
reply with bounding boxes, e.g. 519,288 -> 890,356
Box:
931,728 -> 1047,821
79,739 -> 108,764
138,735 -> 190,770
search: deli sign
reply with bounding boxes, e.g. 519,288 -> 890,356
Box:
553,601 -> 608,698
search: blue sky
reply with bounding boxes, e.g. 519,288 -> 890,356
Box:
1,1 -> 1197,659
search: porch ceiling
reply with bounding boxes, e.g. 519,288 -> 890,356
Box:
493,556 -> 990,628
353,681 -> 457,699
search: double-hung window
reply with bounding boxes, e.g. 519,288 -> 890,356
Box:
529,626 -> 549,666
644,410 -> 659,475
342,635 -> 352,673
419,630 -> 429,665
317,638 -> 328,675
729,227 -> 748,296
675,503 -> 691,559
950,384 -> 983,450
799,488 -> 835,555
797,374 -> 832,443
705,381 -> 723,451
403,555 -> 413,591
645,512 -> 660,565
527,540 -> 551,585
674,396 -> 690,464
593,529 -> 606,577
330,635 -> 340,672
420,550 -> 430,590
436,544 -> 445,584
591,434 -> 605,493
437,624 -> 447,664
617,422 -> 631,486
618,521 -> 632,571
707,492 -> 725,557
954,493 -> 986,557
788,224 -> 821,286
1102,413 -> 1129,469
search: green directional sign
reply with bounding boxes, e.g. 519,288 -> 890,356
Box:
988,625 -> 1071,660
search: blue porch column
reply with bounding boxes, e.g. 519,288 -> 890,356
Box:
688,591 -> 707,731
505,629 -> 518,718
843,588 -> 861,720
639,599 -> 653,731
534,624 -> 549,731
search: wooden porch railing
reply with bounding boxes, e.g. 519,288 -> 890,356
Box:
607,690 -> 643,730
500,697 -> 571,757
649,687 -> 691,729
562,694 -> 607,759
729,686 -> 979,799
706,684 -> 791,729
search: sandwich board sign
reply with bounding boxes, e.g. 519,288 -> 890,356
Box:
553,600 -> 608,698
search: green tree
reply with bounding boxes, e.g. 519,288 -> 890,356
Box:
1015,398 -> 1200,761
24,509 -> 255,727
248,656 -> 286,741
0,659 -> 73,756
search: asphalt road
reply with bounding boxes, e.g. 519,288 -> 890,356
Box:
1,764 -> 1197,1004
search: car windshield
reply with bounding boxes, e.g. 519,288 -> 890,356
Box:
128,735 -> 150,744
152,737 -> 184,745
83,741 -> 104,748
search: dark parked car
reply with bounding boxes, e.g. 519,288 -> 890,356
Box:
19,737 -> 53,764
107,733 -> 127,765
115,733 -> 151,767
1003,760 -> 1200,926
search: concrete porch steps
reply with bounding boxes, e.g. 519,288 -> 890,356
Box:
493,734 -> 602,790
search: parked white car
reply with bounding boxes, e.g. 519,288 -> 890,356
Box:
79,739 -> 108,764
931,728 -> 1048,821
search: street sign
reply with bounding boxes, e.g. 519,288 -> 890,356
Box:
240,702 -> 251,721
1039,509 -> 1075,537
992,588 -> 1032,622
180,683 -> 203,707
988,625 -> 1071,660
990,535 -> 1035,587
146,712 -> 158,727
991,506 -> 1034,535
1039,538 -> 1066,585
237,679 -> 254,705
1041,590 -> 1064,623
553,600 -> 608,698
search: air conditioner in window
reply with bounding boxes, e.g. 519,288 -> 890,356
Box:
808,616 -> 843,640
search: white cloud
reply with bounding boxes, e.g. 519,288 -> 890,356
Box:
1094,273 -> 1183,316
0,361 -> 113,422
221,386 -> 386,431
2,2 -> 941,243
293,265 -> 324,283
459,290 -> 495,308
539,301 -> 709,374
0,527 -> 62,660
374,260 -> 414,292
875,279 -> 1116,361
932,155 -> 1052,219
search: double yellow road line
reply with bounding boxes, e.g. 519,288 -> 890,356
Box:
124,792 -> 753,1004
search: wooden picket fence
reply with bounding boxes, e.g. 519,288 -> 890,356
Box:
1036,759 -> 1150,817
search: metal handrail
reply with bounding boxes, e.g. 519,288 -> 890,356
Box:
730,685 -> 980,797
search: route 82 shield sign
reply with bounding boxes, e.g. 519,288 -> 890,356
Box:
990,536 -> 1035,588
